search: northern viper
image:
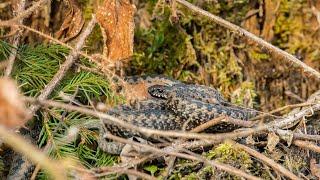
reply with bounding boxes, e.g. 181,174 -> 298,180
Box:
99,76 -> 256,154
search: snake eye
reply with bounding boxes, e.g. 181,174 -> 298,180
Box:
148,85 -> 169,99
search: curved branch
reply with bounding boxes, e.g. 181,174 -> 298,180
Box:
176,0 -> 320,80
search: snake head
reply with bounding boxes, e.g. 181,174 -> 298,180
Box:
148,85 -> 170,99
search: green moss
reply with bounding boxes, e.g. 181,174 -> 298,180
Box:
273,0 -> 307,52
206,142 -> 252,179
231,81 -> 257,107
78,0 -> 98,20
248,50 -> 270,62
131,1 -> 253,99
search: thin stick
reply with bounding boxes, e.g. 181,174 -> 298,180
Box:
94,166 -> 157,180
250,102 -> 316,121
106,104 -> 320,169
24,97 -> 320,142
103,133 -> 261,180
293,133 -> 320,141
29,16 -> 97,114
4,0 -> 26,76
293,140 -> 320,153
231,140 -> 300,180
176,0 -> 320,79
190,116 -> 226,132
0,125 -> 66,179
24,97 -> 264,140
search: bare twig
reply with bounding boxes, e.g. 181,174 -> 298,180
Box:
24,96 -> 320,143
103,133 -> 262,180
0,125 -> 66,179
4,0 -> 26,76
94,166 -> 157,179
180,103 -> 320,150
161,156 -> 176,178
190,116 -> 256,133
24,96 -> 264,140
293,133 -> 320,141
29,16 -> 97,114
230,140 -> 301,180
250,102 -> 317,121
293,140 -> 320,154
285,91 -> 305,102
223,117 -> 257,127
176,0 -> 320,79
190,116 -> 226,132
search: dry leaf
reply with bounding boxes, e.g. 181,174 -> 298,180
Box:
266,132 -> 280,152
122,82 -> 149,104
55,0 -> 84,42
276,129 -> 293,146
245,135 -> 255,146
96,0 -> 135,63
0,78 -> 30,128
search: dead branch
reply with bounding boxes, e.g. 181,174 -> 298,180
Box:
251,102 -> 317,121
230,140 -> 301,180
29,16 -> 97,114
293,133 -> 320,141
293,140 -> 320,154
24,96 -> 320,143
102,133 -> 262,180
24,96 -> 265,140
190,116 -> 226,132
176,0 -> 320,80
94,166 -> 157,180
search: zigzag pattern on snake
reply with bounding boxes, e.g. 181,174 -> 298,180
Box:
102,76 -> 257,144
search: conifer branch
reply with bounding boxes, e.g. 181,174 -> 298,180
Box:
29,16 -> 97,114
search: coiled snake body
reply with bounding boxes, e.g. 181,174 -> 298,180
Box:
99,76 -> 256,154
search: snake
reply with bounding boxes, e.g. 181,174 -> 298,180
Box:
99,76 -> 257,154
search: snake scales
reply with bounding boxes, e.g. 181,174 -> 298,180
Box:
99,76 -> 256,154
